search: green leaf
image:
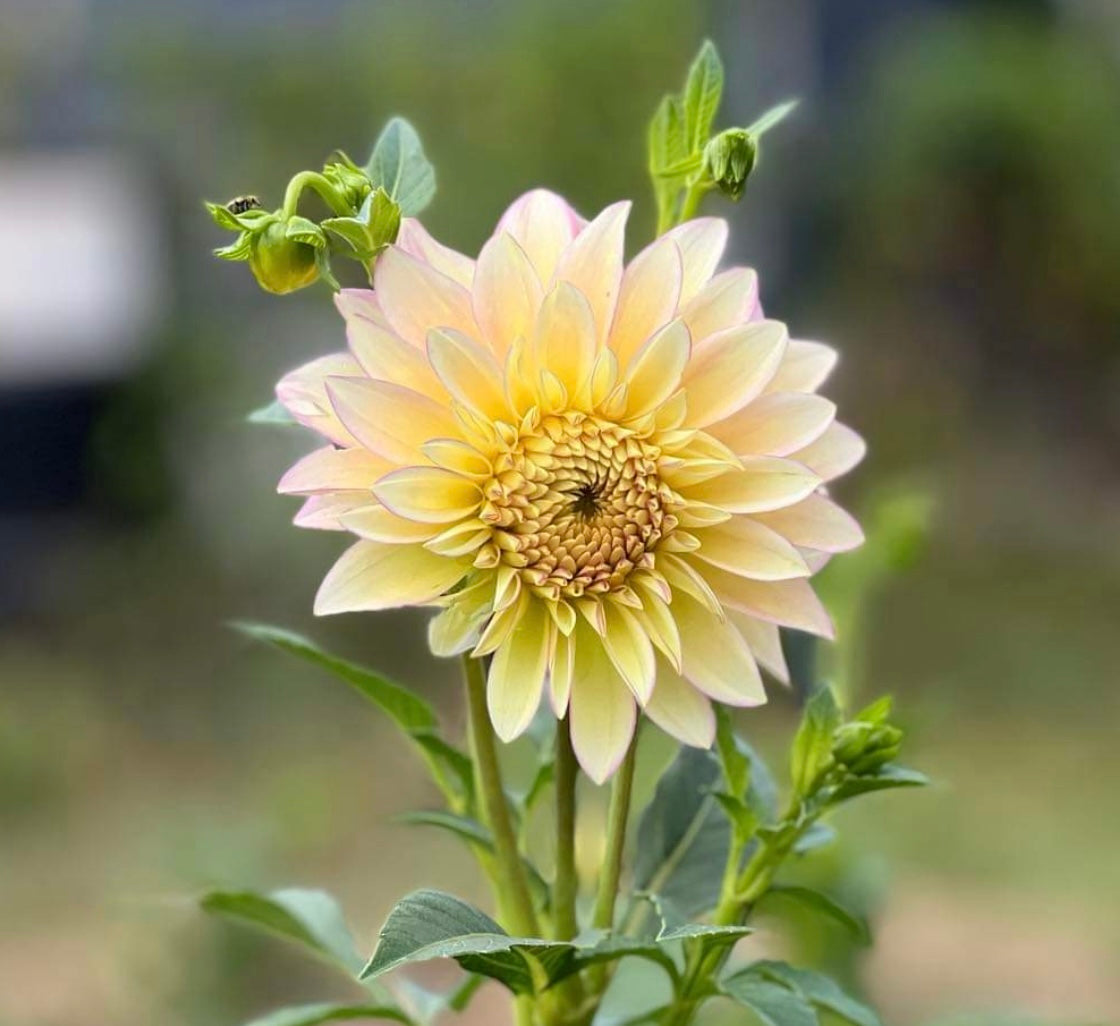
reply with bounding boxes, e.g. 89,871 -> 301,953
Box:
682,40 -> 724,153
792,822 -> 836,854
395,810 -> 492,848
746,99 -> 800,138
714,707 -> 751,797
285,215 -> 326,248
831,764 -> 928,804
761,886 -> 870,943
633,748 -> 729,917
247,399 -> 298,426
854,695 -> 893,725
241,1003 -> 413,1026
790,687 -> 841,795
201,888 -> 363,974
410,731 -> 475,805
364,118 -> 436,217
713,791 -> 759,845
722,970 -> 819,1026
753,961 -> 882,1026
648,93 -> 690,226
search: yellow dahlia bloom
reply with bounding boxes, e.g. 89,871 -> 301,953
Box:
276,190 -> 864,781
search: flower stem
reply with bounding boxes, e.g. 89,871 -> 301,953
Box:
461,654 -> 541,939
553,716 -> 580,941
281,170 -> 352,218
592,733 -> 639,932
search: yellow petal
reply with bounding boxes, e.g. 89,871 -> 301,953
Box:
601,601 -> 656,704
428,594 -> 490,657
487,596 -> 551,741
609,236 -> 683,369
294,493 -> 374,531
373,466 -> 481,524
630,575 -> 683,671
682,320 -> 788,427
314,541 -> 466,614
495,189 -> 586,282
276,353 -> 364,446
426,327 -> 509,420
730,611 -> 790,684
680,268 -> 758,343
535,281 -> 597,401
711,392 -> 835,458
645,662 -> 716,747
550,630 -> 575,716
327,377 -> 460,464
420,438 -> 493,478
675,591 -> 767,706
569,620 -> 638,784
683,457 -> 821,514
623,319 -> 691,418
697,563 -> 834,639
278,446 -> 391,495
554,201 -> 630,344
396,217 -> 475,287
335,289 -> 390,330
343,313 -> 445,399
341,504 -> 442,542
424,519 -> 492,557
471,231 -> 543,359
664,218 -> 728,304
765,339 -> 838,393
755,493 -> 864,552
692,516 -> 811,581
374,245 -> 478,345
791,422 -> 866,481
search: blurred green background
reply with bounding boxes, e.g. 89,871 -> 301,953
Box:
1,1 -> 1118,1024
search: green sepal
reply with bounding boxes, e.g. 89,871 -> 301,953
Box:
284,215 -> 327,248
246,399 -> 298,426
790,686 -> 841,796
830,764 -> 929,804
206,200 -> 272,233
214,233 -> 254,261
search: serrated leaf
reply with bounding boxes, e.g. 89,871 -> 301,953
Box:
633,748 -> 729,917
202,888 -> 363,974
753,961 -> 881,1026
721,970 -> 819,1026
762,886 -> 869,943
831,765 -> 928,804
364,118 -> 436,217
241,1003 -> 413,1026
683,41 -> 724,154
790,687 -> 840,795
247,399 -> 298,426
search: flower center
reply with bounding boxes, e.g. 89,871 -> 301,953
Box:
480,411 -> 675,599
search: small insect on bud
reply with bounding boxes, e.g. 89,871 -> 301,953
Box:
701,128 -> 757,201
226,195 -> 262,215
248,221 -> 320,295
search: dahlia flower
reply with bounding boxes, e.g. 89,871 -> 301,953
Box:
276,190 -> 864,782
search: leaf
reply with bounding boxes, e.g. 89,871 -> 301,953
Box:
792,822 -> 836,854
410,731 -> 475,805
721,970 -> 819,1026
648,94 -> 689,227
241,1003 -> 413,1026
790,687 -> 840,795
202,888 -> 363,974
682,40 -> 724,153
854,695 -> 893,725
753,961 -> 882,1026
830,765 -> 928,805
761,886 -> 870,943
247,399 -> 298,426
714,707 -> 751,797
746,99 -> 800,138
364,118 -> 436,218
633,748 -> 729,917
713,792 -> 759,846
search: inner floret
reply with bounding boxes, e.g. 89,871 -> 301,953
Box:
479,411 -> 676,599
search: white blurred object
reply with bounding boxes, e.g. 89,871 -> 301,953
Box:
0,151 -> 165,386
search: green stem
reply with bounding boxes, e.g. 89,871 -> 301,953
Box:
553,716 -> 580,941
676,181 -> 710,224
281,170 -> 352,218
462,654 -> 541,939
592,733 -> 639,931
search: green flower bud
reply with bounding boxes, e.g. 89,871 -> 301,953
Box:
701,128 -> 757,200
249,220 -> 320,294
832,721 -> 903,774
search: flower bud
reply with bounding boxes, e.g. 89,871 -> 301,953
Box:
249,221 -> 320,294
832,721 -> 903,774
701,128 -> 757,200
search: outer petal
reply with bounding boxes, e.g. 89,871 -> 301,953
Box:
327,377 -> 460,465
276,353 -> 363,446
765,340 -> 838,394
294,492 -> 374,531
496,189 -> 586,282
754,493 -> 864,552
791,422 -> 866,481
554,201 -> 630,344
426,327 -> 509,420
675,592 -> 767,706
278,446 -> 391,495
471,232 -> 543,358
373,466 -> 482,524
374,246 -> 478,345
396,217 -> 475,287
682,321 -> 788,427
683,457 -> 821,514
341,504 -> 442,542
692,516 -> 811,581
680,268 -> 759,343
622,319 -> 690,418
601,601 -> 656,704
696,562 -> 835,639
664,218 -> 728,304
314,541 -> 467,614
710,393 -> 835,458
488,596 -> 551,741
342,311 -> 444,399
569,620 -> 638,783
731,612 -> 790,684
608,236 -> 683,369
645,662 -> 716,748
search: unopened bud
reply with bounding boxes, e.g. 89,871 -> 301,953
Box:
249,220 -> 319,295
701,128 -> 757,201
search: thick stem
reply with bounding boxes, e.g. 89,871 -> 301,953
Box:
592,733 -> 639,931
462,655 -> 541,939
281,170 -> 352,218
553,716 -> 580,941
